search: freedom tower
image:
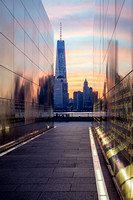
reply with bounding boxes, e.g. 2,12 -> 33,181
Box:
54,23 -> 69,110
55,23 -> 66,80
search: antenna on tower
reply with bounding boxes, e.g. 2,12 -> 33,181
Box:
60,22 -> 62,40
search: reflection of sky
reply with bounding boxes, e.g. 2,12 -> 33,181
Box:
94,0 -> 133,97
42,0 -> 94,98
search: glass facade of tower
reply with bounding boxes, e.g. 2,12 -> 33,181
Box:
55,40 -> 66,80
0,0 -> 54,149
93,1 -> 133,199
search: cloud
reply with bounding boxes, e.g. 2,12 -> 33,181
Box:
42,0 -> 93,6
43,3 -> 93,20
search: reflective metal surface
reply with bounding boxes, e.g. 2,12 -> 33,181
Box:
94,0 -> 133,199
0,0 -> 54,147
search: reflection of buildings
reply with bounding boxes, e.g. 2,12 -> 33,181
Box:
106,40 -> 120,91
0,0 -> 53,148
93,1 -> 133,199
54,23 -> 69,110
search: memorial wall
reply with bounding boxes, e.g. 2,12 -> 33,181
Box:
0,0 -> 54,150
93,0 -> 133,199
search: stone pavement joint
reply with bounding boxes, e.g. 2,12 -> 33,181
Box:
0,122 -> 119,200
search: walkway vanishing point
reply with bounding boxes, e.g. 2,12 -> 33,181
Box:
0,122 -> 119,200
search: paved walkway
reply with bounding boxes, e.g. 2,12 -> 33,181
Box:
0,122 -> 119,200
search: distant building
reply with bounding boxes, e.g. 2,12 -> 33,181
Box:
54,78 -> 64,109
83,79 -> 89,109
89,87 -> 93,102
69,98 -> 73,104
73,92 -> 78,110
83,79 -> 93,111
89,87 -> 93,111
93,91 -> 98,103
54,77 -> 69,110
54,23 -> 69,110
73,91 -> 83,111
67,98 -> 73,111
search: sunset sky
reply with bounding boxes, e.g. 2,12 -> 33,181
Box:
42,0 -> 94,98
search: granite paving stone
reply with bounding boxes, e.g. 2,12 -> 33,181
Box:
0,192 -> 41,200
52,171 -> 74,178
38,191 -> 98,200
71,183 -> 97,192
74,170 -> 95,178
48,177 -> 96,184
17,184 -> 71,192
0,122 -> 119,200
0,185 -> 18,191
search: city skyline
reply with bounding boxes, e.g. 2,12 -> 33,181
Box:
73,79 -> 93,112
72,78 -> 94,100
42,0 -> 94,98
54,24 -> 69,110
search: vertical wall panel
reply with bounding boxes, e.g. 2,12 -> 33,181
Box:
0,0 -> 54,148
94,0 -> 133,199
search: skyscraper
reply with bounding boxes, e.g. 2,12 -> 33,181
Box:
73,91 -> 83,111
83,79 -> 90,110
55,23 -> 66,81
54,23 -> 69,110
83,79 -> 93,111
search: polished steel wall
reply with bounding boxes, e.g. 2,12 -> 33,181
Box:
93,0 -> 133,199
0,0 -> 54,148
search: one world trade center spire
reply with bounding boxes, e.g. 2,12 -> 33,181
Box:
55,22 -> 67,81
